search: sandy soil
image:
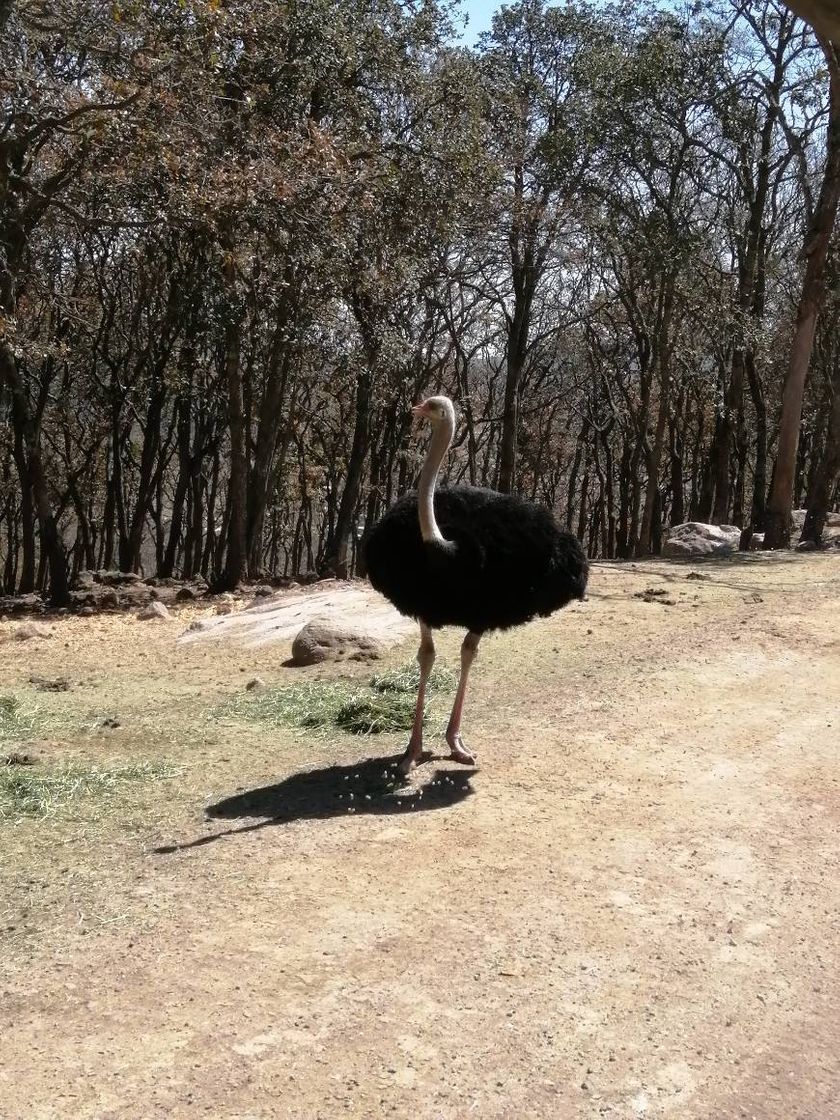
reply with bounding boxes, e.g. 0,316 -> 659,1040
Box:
1,553 -> 839,1120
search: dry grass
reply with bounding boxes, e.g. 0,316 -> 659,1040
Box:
0,759 -> 182,822
223,660 -> 457,737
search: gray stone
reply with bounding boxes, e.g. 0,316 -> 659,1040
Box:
663,522 -> 742,559
137,601 -> 172,621
14,623 -> 51,641
291,620 -> 387,666
95,570 -> 142,586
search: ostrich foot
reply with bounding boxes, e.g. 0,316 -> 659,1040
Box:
397,743 -> 431,776
445,733 -> 477,766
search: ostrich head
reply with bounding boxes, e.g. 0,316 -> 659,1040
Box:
412,395 -> 456,430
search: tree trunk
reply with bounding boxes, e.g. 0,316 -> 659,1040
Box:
11,424 -> 36,592
0,339 -> 70,605
637,286 -> 675,556
765,40 -> 840,548
323,368 -> 372,577
498,299 -> 530,494
801,360 -> 840,544
214,273 -> 247,592
246,282 -> 296,576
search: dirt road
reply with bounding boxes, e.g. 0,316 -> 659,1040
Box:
2,553 -> 839,1119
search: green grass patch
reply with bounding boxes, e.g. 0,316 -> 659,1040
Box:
0,760 -> 182,821
225,660 -> 456,737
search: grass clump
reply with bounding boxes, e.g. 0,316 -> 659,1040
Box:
226,681 -> 357,732
334,694 -> 417,734
226,660 -> 455,737
369,662 -> 456,695
0,696 -> 38,743
0,760 -> 181,821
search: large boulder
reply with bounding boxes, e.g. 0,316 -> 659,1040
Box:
14,622 -> 52,641
291,620 -> 387,666
663,522 -> 741,559
137,601 -> 172,621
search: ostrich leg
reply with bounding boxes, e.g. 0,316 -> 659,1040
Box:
399,622 -> 435,775
445,631 -> 480,765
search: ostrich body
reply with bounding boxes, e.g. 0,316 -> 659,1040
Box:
363,396 -> 589,774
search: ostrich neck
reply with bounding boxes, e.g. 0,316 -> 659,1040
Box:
418,417 -> 453,544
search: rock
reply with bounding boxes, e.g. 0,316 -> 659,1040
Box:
137,601 -> 172,621
175,586 -> 197,602
71,571 -> 95,591
253,585 -> 274,598
246,676 -> 267,692
663,522 -> 741,559
796,539 -> 818,552
291,620 -> 387,665
78,606 -> 95,617
635,587 -> 675,605
29,675 -> 70,692
215,599 -> 235,615
185,618 -> 208,633
1,751 -> 37,767
14,623 -> 51,641
749,533 -> 765,550
119,585 -> 154,607
98,590 -> 120,610
827,511 -> 840,528
149,586 -> 178,604
685,572 -> 709,581
790,509 -> 807,531
95,570 -> 142,586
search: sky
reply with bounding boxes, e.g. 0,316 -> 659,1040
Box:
456,0 -> 499,43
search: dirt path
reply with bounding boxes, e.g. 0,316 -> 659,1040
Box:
2,554 -> 840,1119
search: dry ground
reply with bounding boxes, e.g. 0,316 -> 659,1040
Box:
1,553 -> 839,1120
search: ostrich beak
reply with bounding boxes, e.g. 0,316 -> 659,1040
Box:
411,401 -> 429,419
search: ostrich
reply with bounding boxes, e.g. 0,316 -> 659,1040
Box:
363,395 -> 589,775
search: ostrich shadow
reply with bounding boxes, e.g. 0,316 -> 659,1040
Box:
153,753 -> 476,854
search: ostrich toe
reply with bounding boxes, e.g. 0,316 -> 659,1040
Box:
445,733 -> 477,766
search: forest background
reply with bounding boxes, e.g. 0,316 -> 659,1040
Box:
2,0 -> 840,604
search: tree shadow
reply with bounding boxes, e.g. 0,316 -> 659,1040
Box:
153,752 -> 475,854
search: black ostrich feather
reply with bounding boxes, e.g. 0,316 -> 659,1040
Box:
363,484 -> 589,634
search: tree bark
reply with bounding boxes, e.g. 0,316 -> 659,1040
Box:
214,260 -> 247,592
323,367 -> 372,577
765,40 -> 840,548
801,357 -> 840,545
0,339 -> 70,605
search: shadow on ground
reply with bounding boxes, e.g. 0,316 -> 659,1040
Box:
153,753 -> 475,854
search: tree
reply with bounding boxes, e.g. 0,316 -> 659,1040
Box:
764,37 -> 840,547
